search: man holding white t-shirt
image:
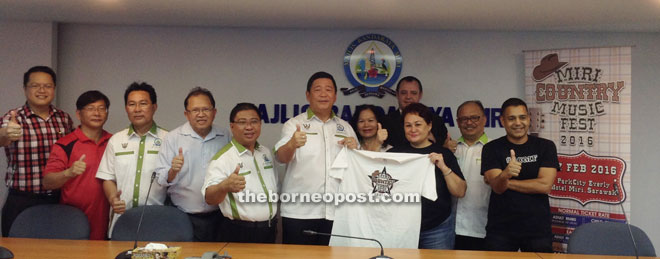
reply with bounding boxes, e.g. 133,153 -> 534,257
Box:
274,71 -> 358,245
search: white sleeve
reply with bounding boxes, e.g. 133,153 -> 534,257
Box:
96,139 -> 116,180
155,133 -> 177,186
329,147 -> 349,181
273,118 -> 298,162
201,154 -> 234,197
420,158 -> 438,201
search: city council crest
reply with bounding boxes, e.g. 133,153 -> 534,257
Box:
342,34 -> 402,98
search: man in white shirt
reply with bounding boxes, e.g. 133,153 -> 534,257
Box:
97,82 -> 168,238
154,87 -> 231,242
203,103 -> 278,243
454,100 -> 490,250
274,71 -> 358,245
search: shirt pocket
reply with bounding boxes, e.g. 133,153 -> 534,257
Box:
114,151 -> 136,182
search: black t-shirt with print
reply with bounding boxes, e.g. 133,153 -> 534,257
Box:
389,142 -> 464,231
480,135 -> 559,237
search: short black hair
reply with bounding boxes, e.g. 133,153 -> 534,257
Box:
76,90 -> 110,110
350,104 -> 387,145
395,76 -> 423,93
306,71 -> 337,93
23,66 -> 56,87
124,82 -> 157,105
184,87 -> 215,109
401,102 -> 433,124
457,100 -> 486,116
229,102 -> 261,122
501,97 -> 528,114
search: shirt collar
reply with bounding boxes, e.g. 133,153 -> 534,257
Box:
181,121 -> 225,140
127,122 -> 159,137
73,126 -> 112,143
458,133 -> 489,145
21,103 -> 57,118
306,108 -> 337,121
231,138 -> 260,155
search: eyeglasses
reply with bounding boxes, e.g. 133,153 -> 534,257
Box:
27,84 -> 55,90
457,115 -> 481,124
126,102 -> 152,109
82,106 -> 108,113
187,108 -> 213,115
233,119 -> 261,127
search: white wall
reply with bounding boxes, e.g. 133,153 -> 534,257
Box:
1,23 -> 658,252
0,21 -> 57,232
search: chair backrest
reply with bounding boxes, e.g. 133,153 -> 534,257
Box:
111,205 -> 193,242
8,204 -> 90,239
567,221 -> 656,256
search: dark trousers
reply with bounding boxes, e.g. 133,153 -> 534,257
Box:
282,217 -> 332,245
187,210 -> 224,242
2,189 -> 59,237
221,218 -> 277,243
454,234 -> 486,251
484,232 -> 553,253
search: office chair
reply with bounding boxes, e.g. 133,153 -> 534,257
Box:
111,205 -> 194,242
8,204 -> 89,239
567,221 -> 656,256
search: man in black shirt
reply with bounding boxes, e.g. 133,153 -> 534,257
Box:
384,76 -> 455,150
481,97 -> 559,252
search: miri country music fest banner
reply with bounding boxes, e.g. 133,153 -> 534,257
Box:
524,46 -> 632,252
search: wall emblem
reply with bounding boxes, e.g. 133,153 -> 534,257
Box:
342,34 -> 402,98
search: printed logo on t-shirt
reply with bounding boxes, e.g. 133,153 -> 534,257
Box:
506,154 -> 538,164
368,167 -> 398,194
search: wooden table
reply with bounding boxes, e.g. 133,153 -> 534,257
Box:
0,238 -> 656,259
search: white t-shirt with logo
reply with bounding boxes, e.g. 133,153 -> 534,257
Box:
329,148 -> 437,249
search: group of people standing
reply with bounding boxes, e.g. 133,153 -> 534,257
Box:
0,66 -> 558,253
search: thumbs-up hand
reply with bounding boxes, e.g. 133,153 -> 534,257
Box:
111,190 -> 126,214
504,149 -> 521,178
376,123 -> 388,144
290,124 -> 307,148
223,165 -> 246,193
171,147 -> 184,175
66,154 -> 87,177
6,110 -> 22,142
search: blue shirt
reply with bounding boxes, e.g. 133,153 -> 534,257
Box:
155,122 -> 231,213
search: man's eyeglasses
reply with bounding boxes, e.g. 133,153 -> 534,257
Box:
232,119 -> 261,127
27,84 -> 54,90
187,108 -> 213,115
82,106 -> 108,113
457,115 -> 481,124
